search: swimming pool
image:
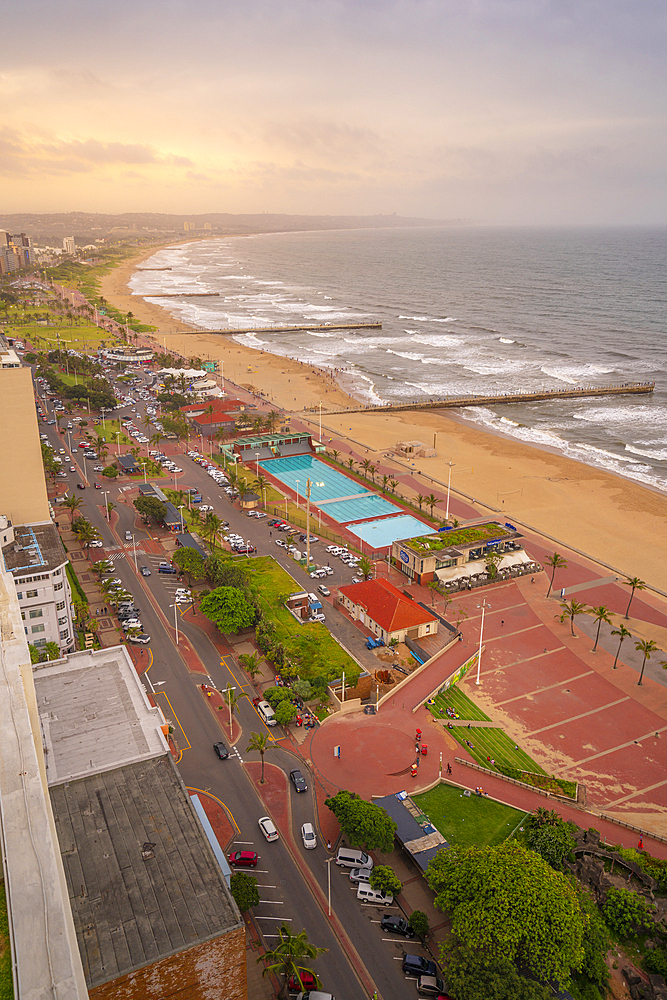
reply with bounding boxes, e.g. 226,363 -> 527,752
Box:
347,514 -> 433,549
259,454 -> 401,524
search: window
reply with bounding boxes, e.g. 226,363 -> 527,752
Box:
33,638 -> 46,648
21,611 -> 25,621
31,624 -> 45,634
58,616 -> 67,625
59,630 -> 69,640
26,589 -> 38,599
16,592 -> 22,600
29,609 -> 43,619
54,568 -> 61,576
56,601 -> 65,611
54,582 -> 63,591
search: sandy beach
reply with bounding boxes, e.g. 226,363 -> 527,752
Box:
100,247 -> 667,592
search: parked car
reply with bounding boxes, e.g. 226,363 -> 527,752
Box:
380,914 -> 414,938
317,585 -> 330,597
287,972 -> 316,992
213,741 -> 229,760
158,562 -> 177,573
402,955 -> 438,977
127,633 -> 151,644
417,974 -> 449,997
349,867 -> 372,884
140,566 -> 151,576
258,816 -> 279,842
289,769 -> 308,792
228,850 -> 258,867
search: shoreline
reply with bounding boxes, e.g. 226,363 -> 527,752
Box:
99,243 -> 667,592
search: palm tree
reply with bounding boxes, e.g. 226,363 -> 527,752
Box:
223,683 -> 248,727
368,464 -> 377,483
203,512 -> 223,548
611,622 -> 631,669
260,924 -> 326,999
546,552 -> 568,598
425,493 -> 439,517
149,432 -> 163,452
557,599 -> 588,637
253,474 -> 269,498
347,457 -> 354,471
590,605 -> 612,652
623,577 -> 646,619
360,459 -> 371,478
239,651 -> 262,680
329,449 -> 340,463
415,494 -> 425,510
636,638 -> 658,686
381,474 -> 389,493
63,495 -> 84,523
246,731 -> 272,784
389,479 -> 399,494
44,641 -> 61,661
357,556 -> 373,580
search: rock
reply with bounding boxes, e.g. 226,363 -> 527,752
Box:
624,968 -> 642,986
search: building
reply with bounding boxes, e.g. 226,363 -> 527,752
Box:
0,230 -> 35,272
394,439 -> 437,459
62,236 -> 75,255
137,482 -> 184,531
0,555 -> 89,1000
175,531 -> 210,560
391,521 -> 530,586
33,646 -> 246,1000
190,410 -> 237,437
338,578 -> 439,645
0,346 -> 51,523
2,519 -> 75,654
223,429 -> 318,463
374,792 -> 447,871
103,345 -> 154,364
117,453 -> 139,474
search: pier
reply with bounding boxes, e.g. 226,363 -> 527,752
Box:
321,381 -> 656,415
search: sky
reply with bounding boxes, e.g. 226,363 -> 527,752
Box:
1,0 -> 666,224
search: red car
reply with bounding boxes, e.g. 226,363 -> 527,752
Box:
287,972 -> 316,992
228,850 -> 258,867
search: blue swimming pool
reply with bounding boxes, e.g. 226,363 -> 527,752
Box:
347,514 -> 433,549
259,455 -> 401,524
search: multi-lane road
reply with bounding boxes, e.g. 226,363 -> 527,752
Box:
39,373 -> 436,1000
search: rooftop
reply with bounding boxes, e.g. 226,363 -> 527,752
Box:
2,521 -> 68,576
49,755 -> 242,987
404,522 -> 512,555
339,578 -> 438,633
33,646 -> 167,784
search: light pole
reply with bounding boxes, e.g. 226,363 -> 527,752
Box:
295,479 -> 300,508
170,603 -> 179,644
317,400 -> 323,443
476,597 -> 490,685
115,430 -> 121,456
131,534 -> 138,571
140,461 -> 147,484
177,504 -> 185,533
255,451 -> 260,478
325,856 -> 334,916
305,479 -> 325,570
102,490 -> 110,520
445,460 -> 454,521
225,684 -> 236,734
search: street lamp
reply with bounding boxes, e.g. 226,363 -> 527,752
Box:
177,504 -> 185,533
305,479 -> 325,570
140,461 -> 147,483
131,534 -> 138,571
255,451 -> 260,478
325,856 -> 334,916
445,460 -> 455,521
476,597 -> 491,685
317,400 -> 323,443
225,684 -> 236,734
169,603 -> 179,644
295,479 -> 300,508
102,490 -> 110,520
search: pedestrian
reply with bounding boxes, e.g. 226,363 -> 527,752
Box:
327,840 -> 332,851
501,619 -> 504,626
639,837 -> 644,851
447,763 -> 451,774
468,722 -> 471,730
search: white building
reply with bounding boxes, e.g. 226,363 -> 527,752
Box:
2,519 -> 75,654
62,236 -> 75,255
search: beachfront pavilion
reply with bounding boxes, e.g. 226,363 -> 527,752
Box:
222,430 -> 320,464
392,521 -> 529,586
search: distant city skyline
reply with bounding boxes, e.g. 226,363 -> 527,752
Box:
2,0 -> 665,225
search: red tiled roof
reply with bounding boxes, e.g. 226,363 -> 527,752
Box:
338,578 -> 437,632
191,412 -> 236,426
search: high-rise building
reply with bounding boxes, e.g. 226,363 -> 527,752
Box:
62,236 -> 75,255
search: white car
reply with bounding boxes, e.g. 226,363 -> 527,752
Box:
258,816 -> 279,842
301,823 -> 317,850
199,504 -> 214,512
90,540 -> 104,548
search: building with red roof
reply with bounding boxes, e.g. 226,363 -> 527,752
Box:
338,578 -> 439,644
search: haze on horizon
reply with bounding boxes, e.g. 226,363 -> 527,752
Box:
1,0 -> 665,227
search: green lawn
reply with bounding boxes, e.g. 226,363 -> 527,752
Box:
413,783 -> 529,848
244,556 -> 361,684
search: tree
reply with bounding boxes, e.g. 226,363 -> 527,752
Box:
556,599 -> 588,637
357,556 -> 373,580
62,494 -> 84,523
425,493 -> 439,517
223,682 -> 248,723
200,586 -> 256,633
172,547 -> 206,585
527,824 -> 575,871
623,576 -> 646,619
134,495 -> 166,524
603,887 -> 653,938
408,910 -> 430,942
230,872 -> 260,912
246,731 -> 272,784
75,519 -> 100,552
425,841 -> 585,986
484,549 -> 504,579
324,790 -> 397,853
611,622 -> 631,669
263,685 -> 293,707
415,493 -> 425,510
369,865 -> 402,897
428,580 -> 444,606
275,700 -> 297,726
202,511 -> 223,547
589,605 -> 612,652
444,955 -> 550,1000
260,924 -> 326,1000
545,552 -> 567,598
576,888 -> 611,994
28,644 -> 42,664
44,641 -> 62,661
636,638 -> 658,686
102,464 -> 119,478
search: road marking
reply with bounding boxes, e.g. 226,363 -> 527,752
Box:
256,884 -> 277,888
155,692 -> 191,750
258,899 -> 284,905
234,840 -> 255,845
186,787 -> 240,834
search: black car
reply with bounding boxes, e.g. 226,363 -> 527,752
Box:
289,769 -> 308,792
402,955 -> 437,977
380,914 -> 414,938
213,741 -> 229,760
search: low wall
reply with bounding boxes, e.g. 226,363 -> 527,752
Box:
455,756 -> 578,805
413,649 -> 482,713
376,633 -> 462,711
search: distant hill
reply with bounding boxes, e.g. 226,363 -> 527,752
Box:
0,211 -> 461,244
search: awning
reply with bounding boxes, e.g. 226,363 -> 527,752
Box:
436,550 -> 531,584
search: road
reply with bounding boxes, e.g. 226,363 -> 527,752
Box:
38,369 -> 434,1000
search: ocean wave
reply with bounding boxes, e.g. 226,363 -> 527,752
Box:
410,333 -> 463,347
499,337 -> 515,344
398,315 -> 457,323
625,444 -> 667,461
386,349 -> 424,361
573,405 -> 667,429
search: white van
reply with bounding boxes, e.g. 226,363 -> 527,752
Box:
357,883 -> 393,905
257,700 -> 276,726
335,847 -> 373,870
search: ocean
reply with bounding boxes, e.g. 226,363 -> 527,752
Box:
129,226 -> 667,494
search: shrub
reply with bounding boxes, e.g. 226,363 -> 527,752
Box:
603,888 -> 653,938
